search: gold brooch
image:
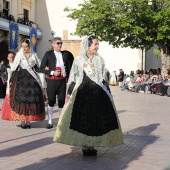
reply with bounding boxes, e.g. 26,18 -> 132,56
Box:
89,63 -> 94,67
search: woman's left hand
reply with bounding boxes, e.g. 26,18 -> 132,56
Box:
65,94 -> 70,104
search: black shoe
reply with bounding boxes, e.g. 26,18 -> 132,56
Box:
82,148 -> 91,156
89,148 -> 97,156
46,124 -> 53,129
21,123 -> 27,129
82,148 -> 97,156
26,125 -> 31,129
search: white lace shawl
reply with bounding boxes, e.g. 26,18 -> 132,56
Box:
68,53 -> 106,86
11,48 -> 40,73
68,36 -> 113,101
9,48 -> 43,93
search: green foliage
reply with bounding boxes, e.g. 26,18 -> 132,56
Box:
153,48 -> 161,58
65,0 -> 170,54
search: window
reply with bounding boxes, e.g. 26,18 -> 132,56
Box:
3,0 -> 10,18
3,0 -> 9,9
23,9 -> 29,20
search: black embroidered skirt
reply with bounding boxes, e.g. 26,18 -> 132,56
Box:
9,68 -> 45,121
69,75 -> 119,136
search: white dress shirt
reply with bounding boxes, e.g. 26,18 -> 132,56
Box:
51,51 -> 66,77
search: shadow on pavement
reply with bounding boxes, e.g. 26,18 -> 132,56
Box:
0,137 -> 53,157
12,123 -> 160,170
0,118 -> 58,144
124,123 -> 160,136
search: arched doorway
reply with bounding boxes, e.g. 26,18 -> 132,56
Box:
0,41 -> 9,62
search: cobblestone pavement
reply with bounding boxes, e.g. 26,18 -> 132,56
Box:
0,86 -> 170,170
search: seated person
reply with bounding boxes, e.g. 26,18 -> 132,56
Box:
150,74 -> 163,94
139,74 -> 152,93
133,74 -> 143,92
159,75 -> 170,96
128,80 -> 134,91
121,75 -> 130,91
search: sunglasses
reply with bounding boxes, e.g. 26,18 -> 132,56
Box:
55,42 -> 63,45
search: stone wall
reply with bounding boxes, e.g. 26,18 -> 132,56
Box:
62,40 -> 81,58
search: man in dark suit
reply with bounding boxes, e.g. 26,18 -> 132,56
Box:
1,53 -> 14,86
40,37 -> 74,129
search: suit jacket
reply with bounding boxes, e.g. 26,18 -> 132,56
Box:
0,63 -> 11,82
39,50 -> 74,78
1,63 -> 11,71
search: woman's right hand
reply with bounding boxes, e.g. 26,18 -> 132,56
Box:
45,66 -> 49,70
65,94 -> 70,104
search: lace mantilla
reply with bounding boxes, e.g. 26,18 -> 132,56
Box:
68,54 -> 106,86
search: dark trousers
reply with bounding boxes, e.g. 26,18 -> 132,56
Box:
160,83 -> 169,95
47,78 -> 66,108
150,84 -> 157,93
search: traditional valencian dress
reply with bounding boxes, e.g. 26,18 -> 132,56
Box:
53,51 -> 124,147
2,48 -> 45,121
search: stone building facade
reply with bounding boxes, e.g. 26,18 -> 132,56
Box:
0,0 -> 42,62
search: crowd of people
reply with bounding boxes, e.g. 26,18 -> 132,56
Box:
0,10 -> 38,28
16,17 -> 38,28
117,68 -> 170,97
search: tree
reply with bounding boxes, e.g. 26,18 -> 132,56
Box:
65,0 -> 170,74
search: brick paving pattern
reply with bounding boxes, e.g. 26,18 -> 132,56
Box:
0,86 -> 170,170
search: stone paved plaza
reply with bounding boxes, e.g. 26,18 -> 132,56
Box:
0,86 -> 170,170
